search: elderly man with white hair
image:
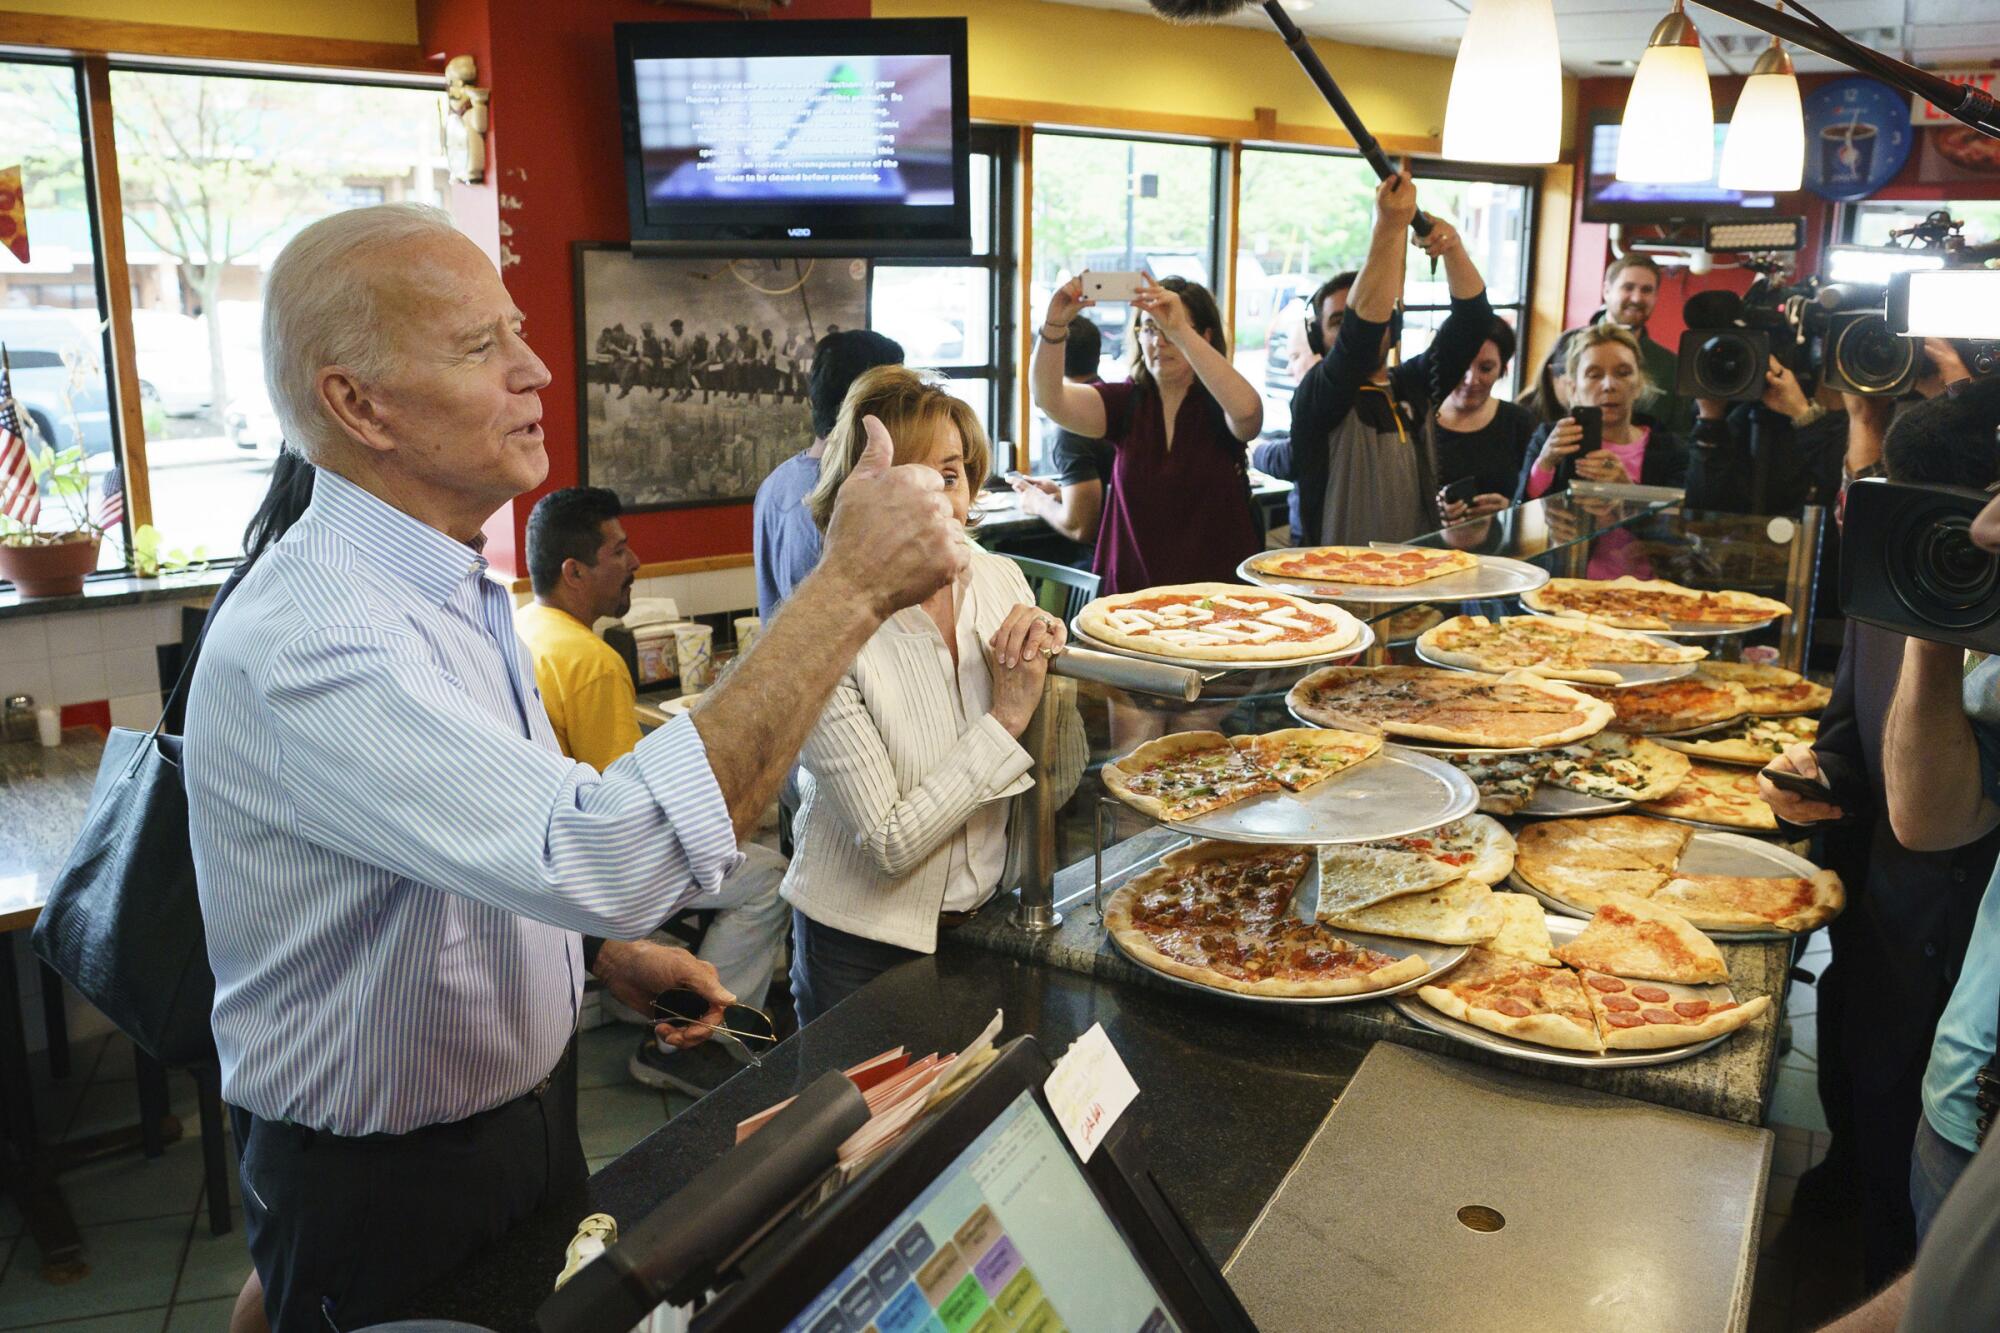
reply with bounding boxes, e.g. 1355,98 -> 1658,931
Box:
183,204 -> 969,1330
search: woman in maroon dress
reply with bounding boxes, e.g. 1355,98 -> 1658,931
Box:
1030,274 -> 1266,595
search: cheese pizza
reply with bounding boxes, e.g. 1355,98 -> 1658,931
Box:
1578,677 -> 1749,735
1247,545 -> 1479,589
1417,614 -> 1704,685
1552,893 -> 1728,984
1693,661 -> 1831,716
1288,666 -> 1614,749
1521,576 -> 1792,630
1635,761 -> 1779,831
1318,875 -> 1501,946
1076,583 -> 1362,662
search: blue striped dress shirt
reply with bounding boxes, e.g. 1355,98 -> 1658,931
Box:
186,468 -> 741,1135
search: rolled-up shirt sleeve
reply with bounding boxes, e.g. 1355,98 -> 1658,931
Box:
265,625 -> 741,939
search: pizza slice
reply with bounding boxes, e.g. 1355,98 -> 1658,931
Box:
1364,815 -> 1515,886
1241,727 -> 1382,793
1441,751 -> 1552,816
1577,678 -> 1750,735
1487,893 -> 1560,967
1543,733 -> 1693,803
1635,762 -> 1779,831
1317,876 -> 1502,945
1523,863 -> 1671,912
1657,715 -> 1819,767
1316,843 -> 1468,914
1694,661 -> 1832,716
1102,731 -> 1282,822
1551,892 -> 1729,984
1570,814 -> 1697,869
1576,971 -> 1771,1050
1650,870 -> 1845,933
1516,817 -> 1674,877
1249,545 -> 1479,588
1417,947 -> 1602,1052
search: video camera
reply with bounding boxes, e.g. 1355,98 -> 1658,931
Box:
1843,474 -> 2000,655
1678,211 -> 2000,404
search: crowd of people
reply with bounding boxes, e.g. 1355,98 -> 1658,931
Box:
130,160 -> 2000,1331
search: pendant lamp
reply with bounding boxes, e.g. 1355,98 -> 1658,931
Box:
1718,36 -> 1805,191
1616,1 -> 1716,184
1443,0 -> 1564,164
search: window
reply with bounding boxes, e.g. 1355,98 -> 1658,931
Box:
1842,199 -> 2000,249
106,69 -> 448,562
1235,147 -> 1534,434
868,126 -> 1014,456
1026,132 -> 1223,471
0,60 -> 123,566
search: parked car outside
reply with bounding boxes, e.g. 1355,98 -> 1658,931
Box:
0,309 -> 115,461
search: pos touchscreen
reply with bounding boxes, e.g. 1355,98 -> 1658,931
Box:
691,1037 -> 1249,1333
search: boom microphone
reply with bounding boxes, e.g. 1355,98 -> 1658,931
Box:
1142,0 -> 1435,243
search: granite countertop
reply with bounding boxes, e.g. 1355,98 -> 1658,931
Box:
0,729 -> 106,930
948,828 -> 1788,1126
420,952 -> 1374,1331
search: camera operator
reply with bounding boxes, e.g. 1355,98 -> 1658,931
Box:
1869,377 -> 2000,1238
1684,355 -> 1849,516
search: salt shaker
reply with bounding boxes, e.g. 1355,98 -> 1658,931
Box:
36,706 -> 60,748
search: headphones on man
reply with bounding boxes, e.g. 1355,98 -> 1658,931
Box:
1304,273 -> 1402,358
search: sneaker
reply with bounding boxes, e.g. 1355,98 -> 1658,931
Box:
627,1035 -> 744,1099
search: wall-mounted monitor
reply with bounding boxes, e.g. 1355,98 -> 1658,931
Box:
1582,112 -> 1779,224
616,18 -> 970,257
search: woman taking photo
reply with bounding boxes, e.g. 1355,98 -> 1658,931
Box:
1433,316 -> 1538,524
1516,322 -> 1689,502
785,366 -> 1082,1022
1031,274 -> 1265,594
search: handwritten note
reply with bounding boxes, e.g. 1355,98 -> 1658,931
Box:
1043,1023 -> 1139,1162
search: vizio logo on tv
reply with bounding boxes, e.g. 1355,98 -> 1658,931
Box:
788,227 -> 813,237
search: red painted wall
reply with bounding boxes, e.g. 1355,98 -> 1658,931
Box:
418,0 -> 872,577
1560,72 -> 2000,366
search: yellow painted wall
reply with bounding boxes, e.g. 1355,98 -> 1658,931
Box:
876,0 -> 1456,143
1,0 -> 419,43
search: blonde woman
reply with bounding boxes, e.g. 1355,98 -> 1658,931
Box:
786,366 -> 1083,1021
1517,323 -> 1692,501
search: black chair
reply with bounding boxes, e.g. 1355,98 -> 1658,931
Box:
1007,556 -> 1100,626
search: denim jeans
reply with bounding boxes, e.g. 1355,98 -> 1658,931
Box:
789,911 -> 922,1027
1911,1112 -> 1978,1241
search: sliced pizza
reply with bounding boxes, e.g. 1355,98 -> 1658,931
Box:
1288,665 -> 1614,749
1521,576 -> 1792,630
1418,613 -> 1705,685
1635,761 -> 1779,832
1077,583 -> 1363,662
1364,815 -> 1515,886
1650,870 -> 1844,933
1487,893 -> 1561,967
1102,732 -> 1282,822
1239,727 -> 1383,793
1657,715 -> 1820,768
1577,677 -> 1750,735
1440,751 -> 1554,816
1317,843 -> 1470,915
1576,971 -> 1771,1051
1317,876 -> 1502,945
1417,947 -> 1602,1053
1543,732 -> 1693,803
1694,661 -> 1832,716
1552,892 -> 1729,984
1247,545 -> 1479,589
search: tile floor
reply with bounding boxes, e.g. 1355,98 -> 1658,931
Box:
3,939 -> 1847,1332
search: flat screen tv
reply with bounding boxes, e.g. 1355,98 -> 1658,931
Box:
616,18 -> 970,256
1582,112 -> 1778,223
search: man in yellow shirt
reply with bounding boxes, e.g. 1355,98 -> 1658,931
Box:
516,487 -> 788,1097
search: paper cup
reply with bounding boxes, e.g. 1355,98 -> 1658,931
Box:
733,616 -> 763,656
674,623 -> 715,691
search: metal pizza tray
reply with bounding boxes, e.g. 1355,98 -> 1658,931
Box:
1511,830 -> 1816,940
1411,638 -> 1695,689
1387,914 -> 1738,1067
1516,785 -> 1633,818
1113,744 -> 1478,846
1103,852 -> 1469,1007
1069,614 -> 1376,673
1236,550 -> 1550,606
1520,604 -> 1782,640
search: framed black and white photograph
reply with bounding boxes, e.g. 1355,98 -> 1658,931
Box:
574,245 -> 869,510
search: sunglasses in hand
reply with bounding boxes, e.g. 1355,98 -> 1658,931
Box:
650,987 -> 779,1047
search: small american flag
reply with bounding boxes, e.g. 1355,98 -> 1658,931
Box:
0,346 -> 40,527
94,479 -> 124,532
